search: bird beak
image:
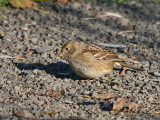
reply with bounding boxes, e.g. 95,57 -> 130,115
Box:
59,52 -> 64,57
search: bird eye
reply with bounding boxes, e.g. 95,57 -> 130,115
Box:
66,48 -> 69,51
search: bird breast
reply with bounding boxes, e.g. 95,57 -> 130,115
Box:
68,57 -> 113,78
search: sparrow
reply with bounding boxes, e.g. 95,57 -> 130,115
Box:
59,41 -> 142,78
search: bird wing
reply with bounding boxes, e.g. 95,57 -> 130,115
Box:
83,44 -> 121,61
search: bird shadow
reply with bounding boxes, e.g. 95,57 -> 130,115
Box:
15,61 -> 83,80
15,61 -> 138,81
77,101 -> 113,111
77,102 -> 97,106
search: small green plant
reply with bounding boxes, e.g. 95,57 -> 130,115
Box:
0,0 -> 9,6
105,0 -> 129,4
152,0 -> 160,3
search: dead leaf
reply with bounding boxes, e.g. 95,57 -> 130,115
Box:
96,93 -> 118,99
113,97 -> 126,112
10,0 -> 37,8
128,101 -> 139,114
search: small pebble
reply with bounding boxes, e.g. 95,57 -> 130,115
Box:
153,72 -> 160,77
36,46 -> 53,53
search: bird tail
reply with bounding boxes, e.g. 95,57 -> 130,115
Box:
119,62 -> 143,71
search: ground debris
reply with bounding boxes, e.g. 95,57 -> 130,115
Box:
14,110 -> 35,119
113,97 -> 126,112
27,91 -> 61,98
96,93 -> 119,99
9,97 -> 21,103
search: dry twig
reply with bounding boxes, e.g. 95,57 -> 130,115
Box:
32,7 -> 49,14
83,12 -> 123,21
119,30 -> 136,35
82,95 -> 91,98
96,93 -> 118,99
95,89 -> 108,93
0,54 -> 24,59
9,97 -> 21,103
119,68 -> 128,77
153,101 -> 160,104
22,50 -> 34,57
27,91 -> 61,98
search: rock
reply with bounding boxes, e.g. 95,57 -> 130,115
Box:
153,72 -> 160,77
31,38 -> 38,43
14,110 -> 34,119
64,100 -> 74,104
3,32 -> 16,41
76,34 -> 88,41
121,18 -> 130,26
36,46 -> 53,53
92,92 -> 98,98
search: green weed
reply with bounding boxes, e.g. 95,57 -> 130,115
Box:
0,0 -> 9,6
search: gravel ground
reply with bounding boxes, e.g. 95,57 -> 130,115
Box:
0,0 -> 160,119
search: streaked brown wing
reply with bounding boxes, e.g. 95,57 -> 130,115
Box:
83,44 -> 120,61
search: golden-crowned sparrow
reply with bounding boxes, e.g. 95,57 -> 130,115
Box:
59,41 -> 142,78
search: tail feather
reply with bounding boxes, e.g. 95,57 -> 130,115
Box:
119,62 -> 143,71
